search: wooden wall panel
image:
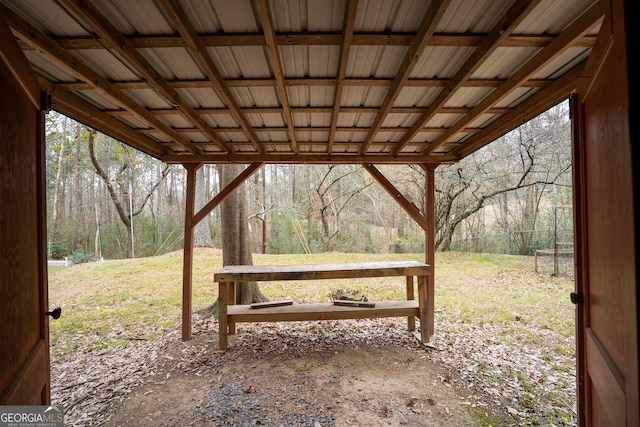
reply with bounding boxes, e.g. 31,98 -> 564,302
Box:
574,0 -> 640,423
0,16 -> 49,403
0,55 -> 42,394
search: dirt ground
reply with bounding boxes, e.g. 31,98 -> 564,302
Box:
99,322 -> 482,427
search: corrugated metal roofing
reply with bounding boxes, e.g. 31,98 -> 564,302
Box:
1,0 -> 604,164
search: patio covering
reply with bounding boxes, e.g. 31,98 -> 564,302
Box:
0,0 -> 602,165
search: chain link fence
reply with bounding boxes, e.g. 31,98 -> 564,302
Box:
450,229 -> 574,277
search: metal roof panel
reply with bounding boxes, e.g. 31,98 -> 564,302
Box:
138,48 -> 204,80
231,87 -> 280,108
4,0 -> 88,35
341,86 -> 388,107
24,51 -> 78,82
347,46 -> 408,78
471,47 -> 540,80
177,88 -> 225,109
2,0 -> 599,164
411,46 -> 476,79
437,0 -> 515,33
355,0 -> 429,32
209,46 -> 271,79
72,49 -> 141,81
122,88 -> 173,109
515,0 -> 598,34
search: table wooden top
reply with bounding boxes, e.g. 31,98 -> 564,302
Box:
214,261 -> 430,282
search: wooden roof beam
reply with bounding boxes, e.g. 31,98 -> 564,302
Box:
162,153 -> 455,165
255,0 -> 299,154
422,0 -> 606,155
0,2 -> 196,155
359,0 -> 451,155
55,76 -> 555,91
328,0 -> 358,154
144,125 -> 483,134
392,0 -> 541,156
30,32 -> 596,50
103,105 -> 511,117
157,0 -> 265,155
59,0 -> 231,154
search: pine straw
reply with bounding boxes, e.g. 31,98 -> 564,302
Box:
51,315 -> 575,426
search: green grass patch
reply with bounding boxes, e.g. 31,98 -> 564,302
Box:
49,249 -> 574,358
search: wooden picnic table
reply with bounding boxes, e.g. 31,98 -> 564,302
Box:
214,261 -> 432,350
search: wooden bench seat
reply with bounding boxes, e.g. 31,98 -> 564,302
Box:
228,300 -> 420,323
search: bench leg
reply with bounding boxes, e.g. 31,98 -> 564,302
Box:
427,273 -> 434,337
218,281 -> 229,350
406,275 -> 415,331
417,274 -> 429,344
228,282 -> 236,335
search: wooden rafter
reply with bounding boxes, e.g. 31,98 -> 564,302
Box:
422,0 -> 606,155
328,0 -> 358,154
391,0 -> 541,156
359,0 -> 451,155
255,0 -> 298,154
0,13 -> 40,109
157,0 -> 265,155
22,32 -> 596,50
59,0 -> 231,154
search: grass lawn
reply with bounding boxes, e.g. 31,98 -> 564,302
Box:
48,249 -> 575,357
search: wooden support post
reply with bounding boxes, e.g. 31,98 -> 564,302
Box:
181,163 -> 201,341
406,275 -> 415,331
422,163 -> 436,337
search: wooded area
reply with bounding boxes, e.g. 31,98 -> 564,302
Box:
45,101 -> 572,261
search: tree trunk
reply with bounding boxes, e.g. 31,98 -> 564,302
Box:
197,164 -> 268,318
220,164 -> 267,305
193,166 -> 214,247
48,117 -> 66,257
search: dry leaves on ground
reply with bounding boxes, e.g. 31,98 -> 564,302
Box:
51,316 -> 575,426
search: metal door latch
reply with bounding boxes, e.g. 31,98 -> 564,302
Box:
46,307 -> 62,319
570,292 -> 583,305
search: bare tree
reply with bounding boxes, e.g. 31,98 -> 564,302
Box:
87,129 -> 170,257
309,165 -> 373,251
433,103 -> 571,251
